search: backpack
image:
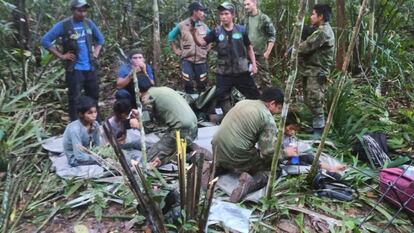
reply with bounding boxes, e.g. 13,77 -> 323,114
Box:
379,167 -> 414,216
312,170 -> 354,201
352,132 -> 390,168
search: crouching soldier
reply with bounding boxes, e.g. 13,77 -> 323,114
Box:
137,78 -> 210,166
211,87 -> 297,202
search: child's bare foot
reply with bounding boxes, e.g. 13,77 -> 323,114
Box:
328,164 -> 347,173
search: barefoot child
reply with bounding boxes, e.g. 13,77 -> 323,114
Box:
283,112 -> 346,173
63,96 -> 101,167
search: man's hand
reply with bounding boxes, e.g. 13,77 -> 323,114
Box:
284,146 -> 298,157
92,50 -> 100,59
174,49 -> 182,57
129,118 -> 139,129
60,52 -> 76,61
251,63 -> 258,75
263,51 -> 271,60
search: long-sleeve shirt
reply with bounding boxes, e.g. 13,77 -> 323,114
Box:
41,17 -> 105,71
63,120 -> 101,166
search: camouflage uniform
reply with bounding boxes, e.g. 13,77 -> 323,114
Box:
141,87 -> 198,165
298,22 -> 335,129
241,11 -> 276,89
212,99 -> 278,172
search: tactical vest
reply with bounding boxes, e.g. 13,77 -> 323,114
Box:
62,17 -> 95,71
178,18 -> 208,64
215,25 -> 249,76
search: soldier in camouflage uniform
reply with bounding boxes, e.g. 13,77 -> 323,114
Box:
211,87 -> 297,202
242,0 -> 276,89
136,78 -> 202,166
298,4 -> 335,138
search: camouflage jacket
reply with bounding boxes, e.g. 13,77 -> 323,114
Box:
241,11 -> 276,55
298,22 -> 335,77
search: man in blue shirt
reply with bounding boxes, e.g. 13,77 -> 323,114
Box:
41,0 -> 105,121
116,49 -> 155,108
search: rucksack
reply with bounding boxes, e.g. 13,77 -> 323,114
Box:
352,132 -> 390,168
379,167 -> 414,216
312,170 -> 354,201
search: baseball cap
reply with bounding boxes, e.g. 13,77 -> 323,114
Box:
70,0 -> 90,9
217,2 -> 235,13
188,2 -> 207,12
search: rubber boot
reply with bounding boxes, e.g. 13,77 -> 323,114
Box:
312,127 -> 324,140
230,172 -> 268,203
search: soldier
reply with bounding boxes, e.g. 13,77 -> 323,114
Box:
136,78 -> 209,166
298,4 -> 335,138
242,0 -> 276,89
191,2 -> 260,114
168,2 -> 210,94
41,0 -> 104,121
211,87 -> 297,202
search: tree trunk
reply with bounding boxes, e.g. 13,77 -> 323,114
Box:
307,0 -> 369,183
152,0 -> 161,85
266,0 -> 308,201
367,0 -> 376,63
336,0 -> 346,69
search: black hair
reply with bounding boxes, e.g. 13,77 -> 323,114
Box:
113,99 -> 132,115
137,73 -> 153,92
313,4 -> 332,22
286,111 -> 299,126
128,49 -> 144,59
260,87 -> 284,104
77,96 -> 97,114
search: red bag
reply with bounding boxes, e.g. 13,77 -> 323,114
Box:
379,168 -> 414,214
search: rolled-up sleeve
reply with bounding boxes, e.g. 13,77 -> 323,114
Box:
41,21 -> 64,49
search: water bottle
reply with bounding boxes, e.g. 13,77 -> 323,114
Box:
289,138 -> 299,165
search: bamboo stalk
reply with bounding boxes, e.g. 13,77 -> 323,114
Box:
102,121 -> 166,233
266,0 -> 308,201
307,0 -> 369,183
198,177 -> 219,232
132,70 -> 148,172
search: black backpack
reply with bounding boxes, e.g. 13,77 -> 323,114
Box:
352,132 -> 390,168
312,170 -> 354,201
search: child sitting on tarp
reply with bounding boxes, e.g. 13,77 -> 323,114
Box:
107,99 -> 140,149
63,96 -> 101,167
282,112 -> 346,173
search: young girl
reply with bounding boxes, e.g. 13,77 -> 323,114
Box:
283,112 -> 346,173
107,99 -> 139,149
63,96 -> 101,167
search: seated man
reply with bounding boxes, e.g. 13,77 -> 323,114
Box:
137,78 -> 209,165
116,49 -> 155,108
63,96 -> 101,167
212,87 -> 297,202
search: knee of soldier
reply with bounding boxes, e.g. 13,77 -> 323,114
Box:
115,89 -> 132,100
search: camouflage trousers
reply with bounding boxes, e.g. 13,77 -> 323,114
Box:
302,75 -> 326,129
255,56 -> 272,89
147,127 -> 198,165
214,145 -> 272,175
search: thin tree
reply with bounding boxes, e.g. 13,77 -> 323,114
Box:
336,0 -> 346,69
266,0 -> 308,201
152,0 -> 161,85
307,0 -> 369,182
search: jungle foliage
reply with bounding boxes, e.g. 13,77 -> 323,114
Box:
0,0 -> 413,232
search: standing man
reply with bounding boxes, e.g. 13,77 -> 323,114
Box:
298,4 -> 335,138
242,0 -> 276,89
41,0 -> 104,121
192,2 -> 260,114
212,87 -> 297,202
168,2 -> 210,94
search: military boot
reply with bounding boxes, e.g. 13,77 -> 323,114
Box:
230,172 -> 268,203
313,127 -> 324,140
